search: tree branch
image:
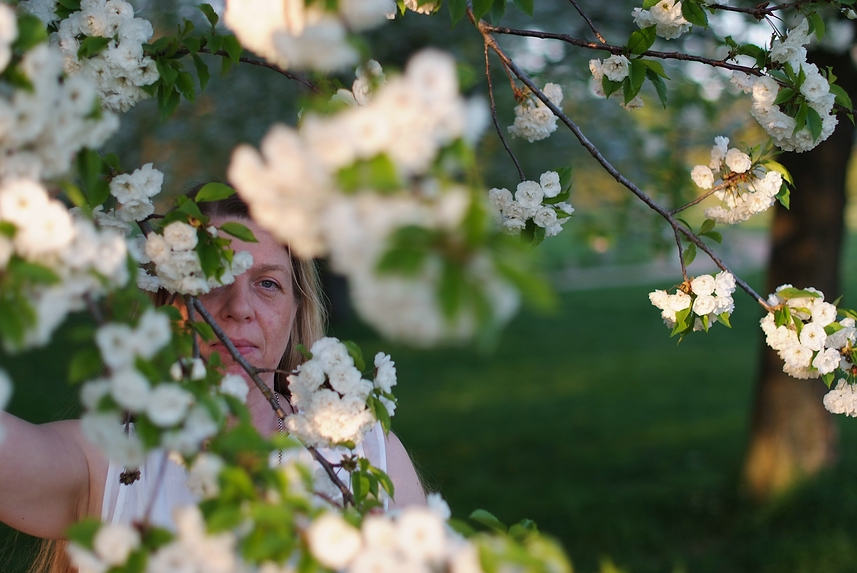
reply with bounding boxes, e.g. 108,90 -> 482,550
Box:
707,1 -> 819,20
185,295 -> 200,360
190,297 -> 287,420
567,0 -> 606,44
484,44 -> 526,182
307,447 -> 356,507
472,12 -> 772,311
480,24 -> 765,76
674,227 -> 689,282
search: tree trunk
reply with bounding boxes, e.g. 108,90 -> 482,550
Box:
742,49 -> 856,500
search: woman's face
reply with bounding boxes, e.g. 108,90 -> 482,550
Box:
197,217 -> 297,385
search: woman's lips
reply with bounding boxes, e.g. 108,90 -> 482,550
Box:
211,339 -> 257,357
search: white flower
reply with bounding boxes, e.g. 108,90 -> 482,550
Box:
670,291 -> 692,311
515,180 -> 544,210
533,207 -> 558,228
146,383 -> 193,427
811,302 -> 838,327
307,513 -> 362,570
93,524 -> 140,566
187,453 -> 224,498
374,352 -> 397,393
799,322 -> 827,351
709,136 -> 729,170
782,344 -> 813,368
488,187 -> 512,210
724,148 -> 752,173
813,348 -> 841,375
539,171 -> 562,198
163,222 -> 198,252
713,271 -> 736,296
395,507 -> 446,563
602,55 -> 630,82
109,368 -> 151,411
690,275 -> 716,297
690,165 -> 714,189
96,323 -> 137,370
220,374 -> 250,403
135,308 -> 171,359
692,294 -> 716,316
426,492 -> 452,520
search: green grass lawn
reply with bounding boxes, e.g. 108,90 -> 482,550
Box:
2,238 -> 856,573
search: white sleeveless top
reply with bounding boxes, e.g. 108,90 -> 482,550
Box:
101,423 -> 389,528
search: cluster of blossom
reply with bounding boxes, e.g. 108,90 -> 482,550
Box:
0,369 -> 11,444
230,50 -> 486,258
286,337 -> 395,449
108,163 -> 163,222
0,13 -> 118,182
488,172 -> 574,237
306,504 -> 481,573
223,0 -> 394,72
142,221 -> 253,295
588,56 -> 644,110
632,0 -> 691,40
690,136 -> 784,224
0,180 -> 130,350
32,0 -> 160,112
649,271 -> 736,330
731,19 -> 837,153
760,285 -> 855,380
507,83 -> 564,142
331,60 -> 386,108
823,380 -> 857,417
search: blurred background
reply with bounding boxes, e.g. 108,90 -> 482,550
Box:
3,0 -> 857,571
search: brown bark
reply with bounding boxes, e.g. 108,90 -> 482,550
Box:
743,49 -> 856,500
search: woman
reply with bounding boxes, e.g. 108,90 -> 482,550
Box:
0,194 -> 424,572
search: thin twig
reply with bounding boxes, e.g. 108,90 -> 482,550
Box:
484,44 -> 526,181
673,227 -> 689,281
190,297 -> 287,420
172,47 -> 321,93
707,1 -> 817,19
481,24 -> 764,76
472,12 -> 772,311
670,186 -> 722,215
83,293 -> 105,326
185,295 -> 200,360
567,0 -> 606,44
307,447 -> 356,507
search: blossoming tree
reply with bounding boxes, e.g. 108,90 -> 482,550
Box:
1,0 -> 857,571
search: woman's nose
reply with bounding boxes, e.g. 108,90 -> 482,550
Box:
212,281 -> 254,322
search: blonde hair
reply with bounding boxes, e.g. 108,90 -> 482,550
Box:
29,192 -> 326,573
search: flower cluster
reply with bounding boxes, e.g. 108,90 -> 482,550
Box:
307,505 -> 479,573
589,56 -> 644,110
731,19 -> 837,153
690,136 -> 784,224
760,285 -> 856,380
332,60 -> 386,108
823,380 -> 857,417
0,179 -> 129,350
0,369 -> 11,444
230,50 -> 485,258
488,171 -> 574,237
632,0 -> 691,40
52,0 -> 159,112
286,338 -> 396,449
507,83 -> 563,142
108,163 -> 164,222
0,26 -> 118,181
649,271 -> 736,332
223,0 -> 394,72
143,221 -> 253,295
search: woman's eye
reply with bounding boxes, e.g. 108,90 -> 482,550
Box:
259,279 -> 280,290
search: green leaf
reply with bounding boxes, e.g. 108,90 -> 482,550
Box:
512,0 -> 533,16
223,35 -> 242,63
640,59 -> 670,79
642,0 -> 660,7
822,372 -> 835,388
702,231 -> 722,244
806,106 -> 823,141
646,69 -> 668,108
176,196 -> 206,221
809,12 -> 825,41
626,59 -> 647,101
196,182 -> 235,203
343,340 -> 366,372
472,0 -> 493,20
68,348 -> 103,384
65,519 -> 103,550
775,180 -> 791,209
296,344 -> 313,360
470,509 -> 507,534
219,222 -> 258,242
627,26 -> 656,55
438,260 -> 465,319
191,320 -> 216,342
717,312 -> 732,328
830,83 -> 853,111
601,76 -> 623,98
490,0 -> 506,22
793,103 -> 809,134
77,36 -> 111,59
207,32 -> 223,55
221,55 -> 234,77
681,1 -> 709,27
824,322 -> 844,336
8,258 -> 60,284
776,287 -> 822,300
774,87 -> 795,106
764,160 -> 793,185
448,0 -> 467,25
175,71 -> 195,103
13,15 -> 49,52
183,36 -> 200,54
199,3 -> 219,27
699,219 -> 715,234
158,85 -> 182,122
192,53 -> 211,92
683,242 -> 697,266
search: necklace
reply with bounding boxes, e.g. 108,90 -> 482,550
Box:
274,393 -> 284,465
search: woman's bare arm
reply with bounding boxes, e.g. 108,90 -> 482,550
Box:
385,431 -> 426,508
0,414 -> 107,539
